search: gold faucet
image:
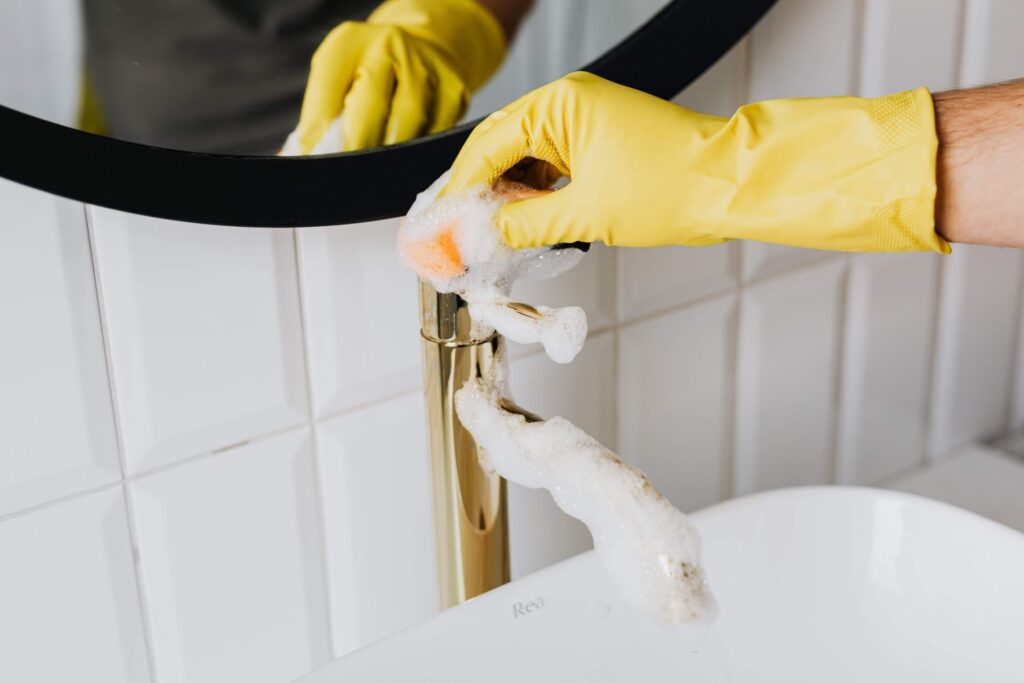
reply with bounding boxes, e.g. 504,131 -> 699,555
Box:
419,281 -> 509,606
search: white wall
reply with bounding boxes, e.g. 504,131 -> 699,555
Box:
3,1 -> 1024,681
0,0 -> 81,126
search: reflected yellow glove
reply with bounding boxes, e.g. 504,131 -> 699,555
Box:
297,0 -> 505,153
444,72 -> 950,253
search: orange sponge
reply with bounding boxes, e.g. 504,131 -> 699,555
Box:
400,179 -> 552,281
401,223 -> 465,279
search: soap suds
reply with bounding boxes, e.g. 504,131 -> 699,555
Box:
280,115 -> 344,156
457,377 -> 716,626
400,171 -> 715,626
399,171 -> 587,362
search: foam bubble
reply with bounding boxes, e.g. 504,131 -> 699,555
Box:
456,376 -> 717,626
402,170 -> 715,626
280,115 -> 344,156
399,171 -> 587,363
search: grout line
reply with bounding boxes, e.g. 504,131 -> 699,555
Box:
609,246 -> 621,453
954,0 -> 970,88
849,0 -> 867,97
0,478 -> 122,525
0,421 -> 317,524
921,254 -> 949,466
291,227 -> 339,658
131,421 -> 312,480
1001,252 -> 1024,432
873,458 -> 941,490
829,256 -> 853,485
312,386 -> 428,426
721,288 -> 740,503
616,253 -> 843,334
923,0 -> 971,460
84,204 -> 161,683
724,54 -> 750,502
723,241 -> 744,501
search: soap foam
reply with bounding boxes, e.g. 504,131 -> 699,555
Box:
399,171 -> 587,363
401,171 -> 716,626
456,376 -> 717,626
280,115 -> 344,156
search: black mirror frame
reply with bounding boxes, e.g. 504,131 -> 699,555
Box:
0,0 -> 774,227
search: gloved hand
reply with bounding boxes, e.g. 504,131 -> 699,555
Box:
444,72 -> 950,254
296,0 -> 505,153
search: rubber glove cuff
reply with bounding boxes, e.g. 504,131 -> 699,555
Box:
713,87 -> 948,253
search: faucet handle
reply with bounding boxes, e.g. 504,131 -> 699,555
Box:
497,397 -> 544,424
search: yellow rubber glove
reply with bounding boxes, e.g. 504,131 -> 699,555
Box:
444,72 -> 950,254
296,0 -> 505,153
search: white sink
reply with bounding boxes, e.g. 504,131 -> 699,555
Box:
298,487 -> 1024,682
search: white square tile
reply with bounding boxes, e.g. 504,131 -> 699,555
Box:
1012,292 -> 1024,431
748,0 -> 858,100
837,254 -> 940,484
673,38 -> 748,116
511,242 -> 616,336
619,243 -> 736,322
929,246 -> 1024,456
504,332 -> 617,578
735,259 -> 846,494
887,445 -> 1024,533
316,394 -> 438,655
297,220 -> 422,417
742,242 -> 835,283
619,295 -> 736,512
859,0 -> 961,96
90,209 -> 308,473
0,179 -> 120,516
961,0 -> 1024,86
508,332 -> 617,446
130,430 -> 329,683
0,488 -> 151,683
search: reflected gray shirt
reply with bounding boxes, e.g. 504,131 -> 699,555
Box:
84,0 -> 378,154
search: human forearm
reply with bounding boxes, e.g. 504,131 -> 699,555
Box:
934,79 -> 1024,247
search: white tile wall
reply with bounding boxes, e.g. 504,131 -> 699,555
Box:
90,209 -> 309,473
619,244 -> 736,322
734,259 -> 847,494
859,0 -> 962,95
928,246 -> 1024,456
836,254 -> 940,483
130,429 -> 329,683
0,179 -> 121,516
960,0 -> 1024,87
315,394 -> 438,656
0,489 -> 151,683
619,296 -> 736,511
3,1 -> 1024,680
297,219 -> 422,416
0,0 -> 81,126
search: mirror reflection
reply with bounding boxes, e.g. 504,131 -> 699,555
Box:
0,0 -> 670,155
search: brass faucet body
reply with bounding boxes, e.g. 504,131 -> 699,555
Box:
419,281 -> 510,606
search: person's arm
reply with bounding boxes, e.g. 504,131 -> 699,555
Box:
443,72 -> 950,254
935,79 -> 1024,247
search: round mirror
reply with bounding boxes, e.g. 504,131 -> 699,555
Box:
0,0 -> 774,224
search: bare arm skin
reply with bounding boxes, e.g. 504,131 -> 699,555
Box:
935,79 -> 1024,247
478,0 -> 535,39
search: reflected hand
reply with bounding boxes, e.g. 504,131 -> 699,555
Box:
444,72 -> 949,254
296,0 -> 506,153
